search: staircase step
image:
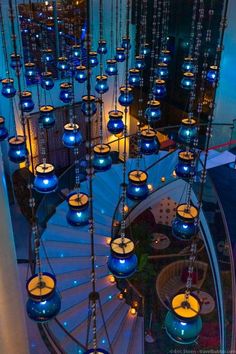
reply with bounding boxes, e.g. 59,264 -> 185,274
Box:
128,316 -> 144,354
112,311 -> 137,354
42,240 -> 109,257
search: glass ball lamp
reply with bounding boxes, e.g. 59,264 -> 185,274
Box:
165,293 -> 202,344
1,78 -> 16,98
175,151 -> 196,181
62,123 -> 82,148
59,82 -> 72,104
97,39 -> 107,54
0,117 -> 8,141
66,192 -> 89,226
159,49 -> 171,64
81,95 -> 97,116
178,118 -> 198,145
40,72 -> 54,90
118,86 -> 134,106
140,43 -> 150,56
34,163 -> 58,193
181,72 -> 195,90
85,349 -> 109,354
127,170 -> 149,200
206,65 -> 218,83
115,47 -> 125,62
39,105 -> 55,129
95,75 -> 109,94
75,65 -> 87,83
10,53 -> 22,70
145,100 -> 161,123
135,55 -> 145,70
121,36 -> 131,50
152,79 -> 167,99
107,110 -> 124,135
41,49 -> 54,63
155,62 -> 169,79
105,59 -> 118,76
182,57 -> 195,73
128,68 -> 141,87
8,136 -> 28,163
57,56 -> 69,71
25,62 -> 37,81
19,91 -> 35,112
72,44 -> 81,58
140,129 -> 160,155
26,272 -> 61,322
108,237 -> 138,278
93,144 -> 112,171
172,203 -> 199,241
89,51 -> 99,67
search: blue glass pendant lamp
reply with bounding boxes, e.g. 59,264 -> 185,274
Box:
121,36 -> 131,50
25,62 -> 37,81
118,86 -> 134,106
135,55 -> 145,70
140,129 -> 160,155
62,123 -> 82,148
75,65 -> 87,83
1,78 -> 16,98
175,150 -> 196,181
8,136 -> 28,163
128,68 -> 141,87
95,75 -> 109,94
127,170 -> 149,200
10,53 -> 22,70
19,91 -> 35,112
152,79 -> 167,99
81,95 -> 97,116
26,272 -> 61,322
105,59 -> 118,76
206,65 -> 218,83
66,192 -> 89,226
39,105 -> 55,129
178,118 -> 198,145
115,47 -> 125,62
59,82 -> 72,103
0,117 -> 8,141
140,43 -> 150,56
108,237 -> 138,278
107,110 -> 124,135
165,293 -> 202,344
72,44 -> 81,58
159,49 -> 171,64
41,49 -> 54,63
181,72 -> 195,90
172,203 -> 199,241
97,39 -> 108,54
155,62 -> 169,80
89,51 -> 99,67
145,100 -> 161,123
93,144 -> 112,171
40,71 -> 54,90
57,56 -> 69,71
34,163 -> 58,193
182,57 -> 195,73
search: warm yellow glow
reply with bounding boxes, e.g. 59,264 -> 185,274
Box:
106,237 -> 111,246
133,301 -> 139,308
109,275 -> 116,283
124,205 -> 129,213
148,184 -> 153,191
161,177 -> 166,182
114,132 -> 123,138
172,293 -> 200,319
130,307 -> 137,316
172,170 -> 177,178
118,293 -> 124,300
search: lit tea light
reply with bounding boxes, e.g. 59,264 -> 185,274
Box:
172,170 -> 177,178
147,184 -> 153,191
118,293 -> 124,300
130,307 -> 137,316
161,176 -> 166,182
109,275 -> 116,283
106,237 -> 111,246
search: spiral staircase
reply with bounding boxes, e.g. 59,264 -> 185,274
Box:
38,148 -> 235,354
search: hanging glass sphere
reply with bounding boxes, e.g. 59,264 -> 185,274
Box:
172,203 -> 198,241
178,118 -> 198,145
181,72 -> 195,90
85,349 -> 109,354
165,293 -> 202,344
182,57 -> 195,73
135,55 -> 145,70
75,65 -> 87,83
57,56 -> 69,71
115,47 -> 125,62
155,62 -> 169,79
8,136 -> 28,163
152,79 -> 167,99
25,62 -> 37,81
1,78 -> 16,98
40,71 -> 54,90
0,117 -> 8,141
72,44 -> 81,58
95,75 -> 109,94
19,91 -> 35,112
105,59 -> 118,76
140,43 -> 150,56
26,272 -> 61,322
127,170 -> 149,200
121,36 -> 131,50
140,129 -> 160,155
59,82 -> 72,103
93,144 -> 112,171
66,192 -> 89,226
62,123 -> 82,148
175,151 -> 196,180
81,95 -> 97,116
89,51 -> 99,67
39,105 -> 55,129
128,68 -> 141,87
10,53 -> 22,70
206,65 -> 218,83
108,237 -> 138,278
34,163 -> 58,193
97,39 -> 107,54
118,86 -> 134,106
41,49 -> 54,63
145,100 -> 161,123
159,49 -> 171,64
107,110 -> 124,135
